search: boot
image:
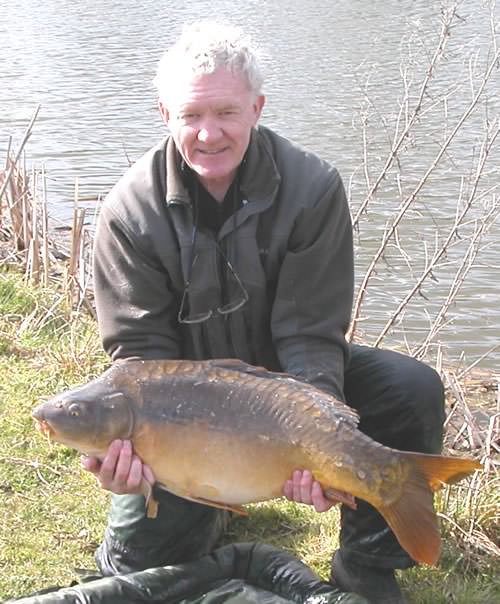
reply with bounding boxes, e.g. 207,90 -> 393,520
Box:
331,550 -> 408,604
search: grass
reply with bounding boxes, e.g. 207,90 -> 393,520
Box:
0,272 -> 498,603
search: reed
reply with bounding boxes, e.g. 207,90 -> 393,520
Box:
0,119 -> 96,315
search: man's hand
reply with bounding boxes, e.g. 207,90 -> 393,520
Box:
283,470 -> 354,512
81,439 -> 155,495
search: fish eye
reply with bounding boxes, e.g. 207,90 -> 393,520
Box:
68,403 -> 81,417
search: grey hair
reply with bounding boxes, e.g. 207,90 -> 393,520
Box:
153,21 -> 264,104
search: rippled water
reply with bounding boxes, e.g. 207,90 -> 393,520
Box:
1,0 -> 499,370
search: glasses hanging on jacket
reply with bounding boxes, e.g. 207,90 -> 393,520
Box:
177,223 -> 249,325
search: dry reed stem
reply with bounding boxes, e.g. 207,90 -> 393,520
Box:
0,105 -> 40,205
41,164 -> 49,286
1,141 -> 95,313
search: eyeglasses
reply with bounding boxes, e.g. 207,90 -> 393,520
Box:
177,227 -> 249,324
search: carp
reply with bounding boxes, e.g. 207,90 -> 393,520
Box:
32,358 -> 481,566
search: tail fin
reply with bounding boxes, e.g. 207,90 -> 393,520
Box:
378,454 -> 481,566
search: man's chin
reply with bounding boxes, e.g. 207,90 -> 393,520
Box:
192,166 -> 237,187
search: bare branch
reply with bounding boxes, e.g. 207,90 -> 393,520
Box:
349,43 -> 500,340
372,121 -> 500,347
351,6 -> 457,227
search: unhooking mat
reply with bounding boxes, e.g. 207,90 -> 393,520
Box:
6,542 -> 369,604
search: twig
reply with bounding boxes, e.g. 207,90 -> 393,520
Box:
438,510 -> 500,558
351,5 -> 457,228
457,345 -> 500,381
413,207 -> 498,358
349,43 -> 500,340
0,455 -> 62,477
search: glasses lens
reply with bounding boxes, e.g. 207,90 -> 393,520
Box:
179,309 -> 213,324
218,295 -> 248,314
177,282 -> 214,324
217,255 -> 248,315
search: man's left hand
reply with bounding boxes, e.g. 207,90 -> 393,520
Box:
282,470 -> 354,512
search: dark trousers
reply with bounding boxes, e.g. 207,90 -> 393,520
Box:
96,345 -> 445,575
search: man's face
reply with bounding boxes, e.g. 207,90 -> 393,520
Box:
159,68 -> 265,196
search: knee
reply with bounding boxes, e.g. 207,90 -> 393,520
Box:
395,356 -> 444,415
390,355 -> 445,453
346,346 -> 446,453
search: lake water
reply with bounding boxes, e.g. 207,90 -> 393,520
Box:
1,0 -> 499,372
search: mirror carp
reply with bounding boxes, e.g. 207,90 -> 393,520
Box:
32,358 -> 481,566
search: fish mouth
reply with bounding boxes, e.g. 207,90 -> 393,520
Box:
33,418 -> 54,442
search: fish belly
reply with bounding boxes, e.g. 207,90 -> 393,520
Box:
132,421 -> 308,505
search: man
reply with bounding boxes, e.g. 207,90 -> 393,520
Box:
84,21 -> 445,604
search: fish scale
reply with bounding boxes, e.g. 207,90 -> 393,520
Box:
32,357 -> 481,567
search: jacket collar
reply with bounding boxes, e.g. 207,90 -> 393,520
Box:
165,137 -> 191,206
164,125 -> 281,211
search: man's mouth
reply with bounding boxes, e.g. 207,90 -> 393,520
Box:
198,148 -> 227,155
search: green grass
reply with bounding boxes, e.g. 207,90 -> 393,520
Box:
0,272 -> 498,603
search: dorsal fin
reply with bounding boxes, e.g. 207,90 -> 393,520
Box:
208,358 -> 283,379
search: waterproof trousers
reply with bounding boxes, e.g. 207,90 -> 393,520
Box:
95,344 -> 445,576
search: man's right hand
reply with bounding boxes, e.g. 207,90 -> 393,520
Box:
81,439 -> 155,495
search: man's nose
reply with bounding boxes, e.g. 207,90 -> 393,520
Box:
197,119 -> 222,143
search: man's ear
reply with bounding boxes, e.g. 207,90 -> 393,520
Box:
253,95 -> 266,124
158,100 -> 169,125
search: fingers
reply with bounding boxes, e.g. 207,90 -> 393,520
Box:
80,454 -> 101,474
311,479 -> 335,513
298,469 -> 314,504
282,469 -> 340,513
108,440 -> 136,487
81,440 -> 152,495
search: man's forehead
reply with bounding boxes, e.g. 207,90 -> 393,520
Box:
163,68 -> 252,106
175,97 -> 242,111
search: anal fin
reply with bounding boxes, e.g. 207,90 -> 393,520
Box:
324,487 -> 357,510
189,495 -> 248,516
143,480 -> 248,517
141,479 -> 159,519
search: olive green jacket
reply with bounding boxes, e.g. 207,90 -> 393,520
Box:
93,125 -> 353,400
